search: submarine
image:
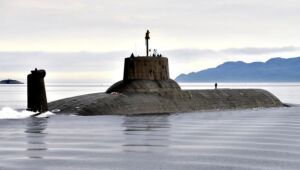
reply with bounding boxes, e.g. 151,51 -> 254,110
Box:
31,30 -> 283,115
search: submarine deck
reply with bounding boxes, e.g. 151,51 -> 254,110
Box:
48,89 -> 283,115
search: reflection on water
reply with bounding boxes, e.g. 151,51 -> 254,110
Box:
2,107 -> 300,170
25,117 -> 48,159
122,115 -> 171,153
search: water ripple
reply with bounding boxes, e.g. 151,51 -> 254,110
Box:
1,107 -> 300,169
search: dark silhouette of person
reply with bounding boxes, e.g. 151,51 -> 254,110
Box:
215,83 -> 218,89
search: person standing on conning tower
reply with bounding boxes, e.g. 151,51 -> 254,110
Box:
145,30 -> 150,57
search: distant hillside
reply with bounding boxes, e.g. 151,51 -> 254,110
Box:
176,57 -> 300,82
0,79 -> 23,84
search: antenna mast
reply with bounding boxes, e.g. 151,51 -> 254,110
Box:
145,30 -> 150,56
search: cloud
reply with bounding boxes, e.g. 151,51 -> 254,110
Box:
1,0 -> 300,51
1,46 -> 299,82
221,46 -> 300,55
1,0 -> 300,81
164,46 -> 300,61
164,46 -> 300,76
0,51 -> 128,72
0,51 -> 129,82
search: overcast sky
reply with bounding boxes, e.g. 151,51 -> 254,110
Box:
1,0 -> 300,82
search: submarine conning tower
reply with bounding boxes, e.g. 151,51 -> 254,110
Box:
106,30 -> 181,93
123,56 -> 169,81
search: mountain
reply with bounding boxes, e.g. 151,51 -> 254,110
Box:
0,79 -> 23,84
175,57 -> 300,82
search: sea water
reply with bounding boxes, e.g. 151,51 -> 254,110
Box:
0,83 -> 300,170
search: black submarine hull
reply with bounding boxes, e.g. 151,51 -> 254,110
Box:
48,89 -> 283,115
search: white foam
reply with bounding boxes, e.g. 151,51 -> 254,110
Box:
0,107 -> 54,119
36,111 -> 54,118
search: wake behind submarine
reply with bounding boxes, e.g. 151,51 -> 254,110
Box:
29,30 -> 284,115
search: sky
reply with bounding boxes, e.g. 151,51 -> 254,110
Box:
1,0 -> 300,82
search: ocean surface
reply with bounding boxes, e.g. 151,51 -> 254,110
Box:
0,83 -> 300,170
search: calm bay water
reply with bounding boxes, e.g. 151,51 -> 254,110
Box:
0,83 -> 300,170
